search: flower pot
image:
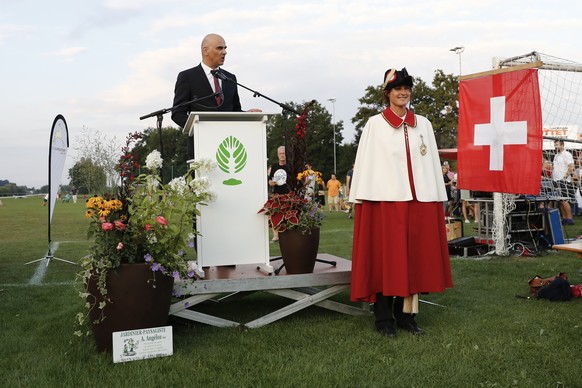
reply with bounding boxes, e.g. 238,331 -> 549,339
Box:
278,227 -> 320,274
86,263 -> 174,353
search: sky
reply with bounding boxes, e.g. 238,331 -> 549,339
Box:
1,0 -> 581,189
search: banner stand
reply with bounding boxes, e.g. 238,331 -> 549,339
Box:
24,115 -> 76,267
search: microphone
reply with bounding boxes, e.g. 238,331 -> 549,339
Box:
211,69 -> 230,82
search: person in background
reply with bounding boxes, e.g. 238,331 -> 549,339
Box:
349,67 -> 452,338
346,164 -> 354,219
442,165 -> 453,215
461,190 -> 479,224
268,146 -> 291,241
552,139 -> 575,225
326,174 -> 342,212
71,187 -> 78,204
302,162 -> 317,200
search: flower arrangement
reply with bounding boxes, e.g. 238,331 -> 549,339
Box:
75,132 -> 216,333
258,191 -> 323,234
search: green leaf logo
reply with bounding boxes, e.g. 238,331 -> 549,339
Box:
216,136 -> 247,185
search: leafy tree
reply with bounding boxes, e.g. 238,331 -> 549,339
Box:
0,182 -> 27,196
71,126 -> 122,188
351,85 -> 385,144
351,69 -> 459,149
132,126 -> 190,183
266,101 -> 345,182
68,157 -> 107,194
413,70 -> 459,149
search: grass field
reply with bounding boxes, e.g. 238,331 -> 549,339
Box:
1,196 -> 581,387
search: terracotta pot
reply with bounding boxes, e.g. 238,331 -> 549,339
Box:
278,228 -> 320,274
86,263 -> 174,353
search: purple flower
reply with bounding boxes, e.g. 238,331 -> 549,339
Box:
178,249 -> 185,257
144,253 -> 153,262
187,240 -> 195,248
172,271 -> 180,280
187,270 -> 195,278
151,262 -> 160,271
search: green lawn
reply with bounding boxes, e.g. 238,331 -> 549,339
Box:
0,196 -> 581,387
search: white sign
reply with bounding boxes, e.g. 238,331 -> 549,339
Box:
112,326 -> 173,363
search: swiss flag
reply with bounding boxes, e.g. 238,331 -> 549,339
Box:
457,68 -> 542,195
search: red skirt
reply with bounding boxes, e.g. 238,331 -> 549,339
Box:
350,200 -> 453,302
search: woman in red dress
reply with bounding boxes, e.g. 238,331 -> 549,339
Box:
349,68 -> 453,337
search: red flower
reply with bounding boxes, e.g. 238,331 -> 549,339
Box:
145,224 -> 152,231
101,222 -> 114,231
114,220 -> 126,231
156,216 -> 168,226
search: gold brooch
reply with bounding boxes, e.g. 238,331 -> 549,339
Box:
420,135 -> 427,156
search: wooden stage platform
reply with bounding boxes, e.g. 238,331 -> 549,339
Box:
169,253 -> 368,328
552,241 -> 582,259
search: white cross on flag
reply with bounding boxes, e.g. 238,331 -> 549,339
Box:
457,68 -> 542,195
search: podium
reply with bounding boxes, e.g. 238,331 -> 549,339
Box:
184,112 -> 277,277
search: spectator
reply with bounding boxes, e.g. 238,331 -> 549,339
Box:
346,164 -> 354,219
552,139 -> 575,225
326,173 -> 341,212
267,146 -> 291,241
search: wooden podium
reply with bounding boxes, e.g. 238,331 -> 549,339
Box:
183,112 -> 277,277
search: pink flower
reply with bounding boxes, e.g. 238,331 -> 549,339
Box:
101,222 -> 114,231
156,216 -> 168,226
114,220 -> 126,231
116,242 -> 124,250
145,224 -> 152,231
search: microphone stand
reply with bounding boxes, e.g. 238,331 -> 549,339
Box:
214,71 -> 301,116
139,92 -> 220,178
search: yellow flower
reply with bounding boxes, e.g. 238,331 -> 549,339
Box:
98,208 -> 110,217
86,196 -> 103,209
85,210 -> 94,218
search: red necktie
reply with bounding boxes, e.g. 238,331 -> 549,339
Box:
213,75 -> 222,105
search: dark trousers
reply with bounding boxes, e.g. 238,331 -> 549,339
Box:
374,294 -> 410,329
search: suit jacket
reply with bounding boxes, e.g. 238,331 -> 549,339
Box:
171,64 -> 242,128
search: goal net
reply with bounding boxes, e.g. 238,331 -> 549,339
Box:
487,52 -> 582,254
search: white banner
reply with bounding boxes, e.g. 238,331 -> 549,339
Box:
49,115 -> 69,223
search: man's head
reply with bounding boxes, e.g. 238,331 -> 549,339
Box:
277,146 -> 286,163
554,139 -> 565,153
201,33 -> 227,69
331,173 -> 337,180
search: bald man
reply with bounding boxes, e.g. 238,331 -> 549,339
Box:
171,33 -> 243,159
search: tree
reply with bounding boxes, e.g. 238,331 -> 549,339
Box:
351,70 -> 459,149
72,126 -> 122,188
131,126 -> 190,183
266,101 -> 345,182
412,70 -> 459,149
68,157 -> 107,194
0,182 -> 27,196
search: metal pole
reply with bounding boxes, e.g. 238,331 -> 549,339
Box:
328,98 -> 337,174
450,46 -> 465,76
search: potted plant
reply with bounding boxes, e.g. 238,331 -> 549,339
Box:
75,132 -> 216,352
258,102 -> 325,274
258,192 -> 324,274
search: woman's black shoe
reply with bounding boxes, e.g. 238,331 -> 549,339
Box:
377,324 -> 397,338
396,319 -> 425,335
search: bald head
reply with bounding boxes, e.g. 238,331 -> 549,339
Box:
201,33 -> 227,69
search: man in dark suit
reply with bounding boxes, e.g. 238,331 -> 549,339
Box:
172,33 -> 253,159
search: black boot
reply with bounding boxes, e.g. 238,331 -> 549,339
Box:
373,293 -> 396,337
394,296 -> 425,335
